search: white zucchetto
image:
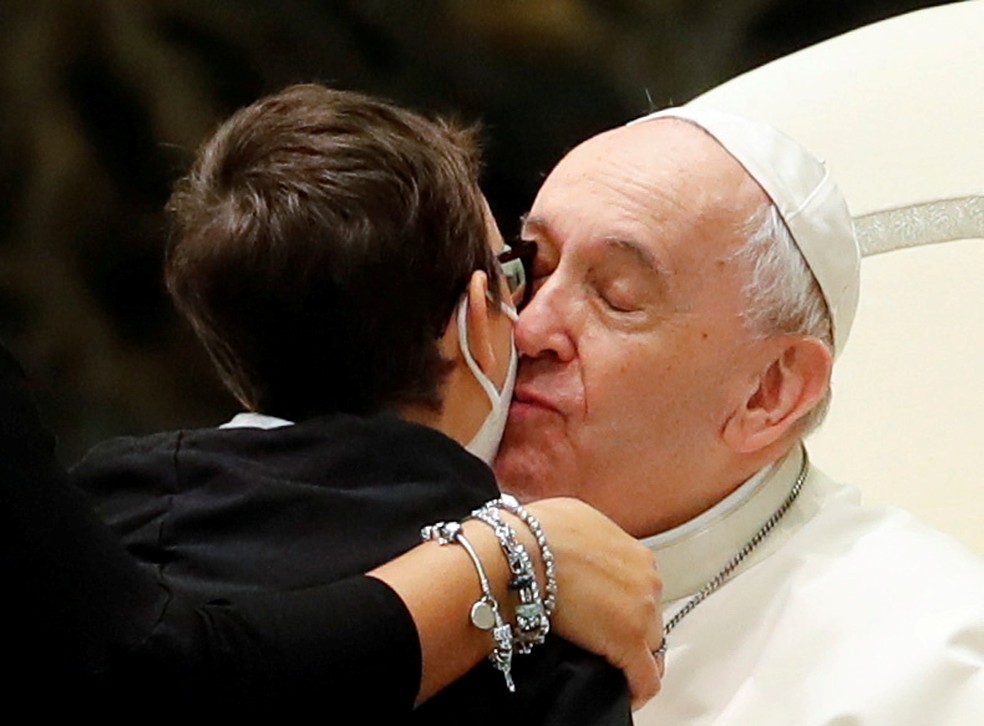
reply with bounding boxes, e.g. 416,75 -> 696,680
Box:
629,107 -> 860,356
671,0 -> 984,550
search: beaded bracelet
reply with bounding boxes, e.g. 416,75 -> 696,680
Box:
496,493 -> 557,616
421,520 -> 515,691
471,503 -> 550,654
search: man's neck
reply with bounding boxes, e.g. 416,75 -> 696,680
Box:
642,446 -> 805,602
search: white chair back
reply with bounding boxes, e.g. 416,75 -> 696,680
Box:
687,1 -> 984,553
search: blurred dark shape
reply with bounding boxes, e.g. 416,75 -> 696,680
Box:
745,0 -> 955,70
0,0 -> 946,460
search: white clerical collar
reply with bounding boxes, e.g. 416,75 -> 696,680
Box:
219,412 -> 295,430
643,446 -> 806,602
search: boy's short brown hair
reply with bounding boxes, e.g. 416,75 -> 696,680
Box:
166,84 -> 498,419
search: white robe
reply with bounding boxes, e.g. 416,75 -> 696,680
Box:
635,445 -> 984,725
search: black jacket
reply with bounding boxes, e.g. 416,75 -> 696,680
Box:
1,343 -> 418,717
74,412 -> 631,723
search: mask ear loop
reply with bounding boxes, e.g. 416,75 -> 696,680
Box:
491,292 -> 519,323
457,295 -> 517,405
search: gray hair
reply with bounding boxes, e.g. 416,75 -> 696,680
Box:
734,204 -> 833,432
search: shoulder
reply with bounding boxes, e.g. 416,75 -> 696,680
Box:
797,467 -> 984,589
282,413 -> 500,498
748,479 -> 984,719
646,468 -> 984,724
765,466 -> 984,630
72,429 -> 186,498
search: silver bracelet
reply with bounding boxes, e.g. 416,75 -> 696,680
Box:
497,493 -> 557,616
420,520 -> 515,691
471,503 -> 550,654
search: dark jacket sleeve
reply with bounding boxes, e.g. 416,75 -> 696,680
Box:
155,575 -> 421,714
96,575 -> 421,717
0,341 -> 420,716
413,635 -> 631,726
0,341 -> 164,683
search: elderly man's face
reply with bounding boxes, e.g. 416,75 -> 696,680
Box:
494,120 -> 772,537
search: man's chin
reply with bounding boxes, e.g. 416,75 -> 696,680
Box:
493,434 -> 575,502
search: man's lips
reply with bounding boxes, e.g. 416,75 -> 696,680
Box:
511,385 -> 562,415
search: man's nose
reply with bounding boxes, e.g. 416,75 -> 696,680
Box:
515,275 -> 577,363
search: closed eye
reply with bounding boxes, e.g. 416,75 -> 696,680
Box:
596,283 -> 645,315
601,295 -> 637,313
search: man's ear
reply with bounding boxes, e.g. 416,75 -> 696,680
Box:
437,271 -> 497,374
723,337 -> 832,453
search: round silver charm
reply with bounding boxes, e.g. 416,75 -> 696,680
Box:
470,599 -> 497,630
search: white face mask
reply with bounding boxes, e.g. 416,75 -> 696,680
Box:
457,294 -> 518,464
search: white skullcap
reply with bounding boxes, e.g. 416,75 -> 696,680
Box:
684,1 -> 984,256
628,107 -> 860,356
668,2 -> 984,548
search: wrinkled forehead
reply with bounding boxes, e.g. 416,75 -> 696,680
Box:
571,118 -> 728,167
523,126 -> 773,311
536,119 -> 768,243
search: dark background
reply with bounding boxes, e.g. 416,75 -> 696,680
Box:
0,0 -> 953,462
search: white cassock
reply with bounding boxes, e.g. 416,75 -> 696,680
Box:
633,4 -> 984,722
635,445 -> 984,725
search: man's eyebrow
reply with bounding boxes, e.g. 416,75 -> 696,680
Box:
521,214 -> 668,276
519,214 -> 547,237
603,237 -> 661,273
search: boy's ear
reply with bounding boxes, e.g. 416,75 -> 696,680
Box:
723,336 -> 832,453
437,271 -> 496,373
